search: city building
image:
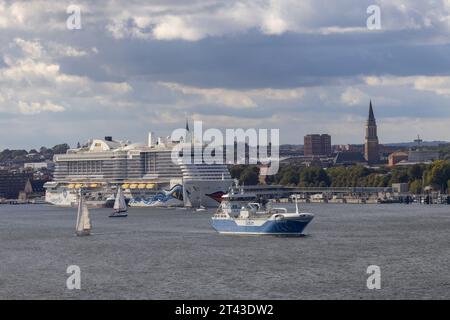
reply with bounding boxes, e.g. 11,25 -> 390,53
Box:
304,134 -> 331,156
388,152 -> 409,167
334,151 -> 366,166
24,161 -> 55,170
333,144 -> 364,153
364,100 -> 380,164
408,150 -> 440,163
392,183 -> 409,194
0,171 -> 33,199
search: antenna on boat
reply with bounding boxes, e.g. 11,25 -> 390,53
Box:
295,196 -> 299,214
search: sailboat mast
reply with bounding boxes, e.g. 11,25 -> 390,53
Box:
76,190 -> 82,229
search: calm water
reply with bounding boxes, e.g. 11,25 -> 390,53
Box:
0,203 -> 449,300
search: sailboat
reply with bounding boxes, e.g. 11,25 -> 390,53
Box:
195,189 -> 206,212
76,190 -> 91,236
109,187 -> 128,217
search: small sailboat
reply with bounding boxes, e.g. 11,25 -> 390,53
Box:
76,191 -> 91,236
109,187 -> 128,217
195,191 -> 206,212
196,205 -> 206,212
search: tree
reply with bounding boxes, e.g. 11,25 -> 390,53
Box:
52,143 -> 70,155
390,167 -> 409,184
427,160 -> 450,191
299,167 -> 330,187
408,164 -> 424,181
229,165 -> 245,180
279,168 -> 299,186
409,180 -> 422,194
239,167 -> 259,185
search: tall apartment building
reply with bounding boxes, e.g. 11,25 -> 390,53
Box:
304,134 -> 331,156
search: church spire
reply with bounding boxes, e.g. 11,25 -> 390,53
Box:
368,100 -> 376,124
364,100 -> 379,164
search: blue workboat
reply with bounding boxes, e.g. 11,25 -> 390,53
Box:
211,201 -> 314,236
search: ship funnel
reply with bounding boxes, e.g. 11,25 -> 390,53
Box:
148,131 -> 155,147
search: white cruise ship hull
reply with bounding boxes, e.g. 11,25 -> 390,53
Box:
45,181 -> 231,208
183,179 -> 233,207
45,188 -> 80,207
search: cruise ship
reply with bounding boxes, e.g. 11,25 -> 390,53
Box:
44,129 -> 233,208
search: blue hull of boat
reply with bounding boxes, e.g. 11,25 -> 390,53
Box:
211,219 -> 311,235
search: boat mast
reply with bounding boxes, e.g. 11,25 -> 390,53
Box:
76,189 -> 82,230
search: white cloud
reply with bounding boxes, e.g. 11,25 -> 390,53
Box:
99,0 -> 450,41
341,87 -> 368,106
12,38 -> 43,58
160,82 -> 305,108
17,100 -> 65,114
0,38 -> 132,115
1,0 -> 450,42
153,16 -> 203,41
47,42 -> 89,57
0,1 -> 67,31
365,75 -> 450,95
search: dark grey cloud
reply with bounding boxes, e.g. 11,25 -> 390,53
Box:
1,0 -> 450,148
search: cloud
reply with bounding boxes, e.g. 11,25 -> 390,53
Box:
153,16 -> 203,41
160,82 -> 305,108
17,100 -> 65,114
341,87 -> 368,106
0,38 -> 132,115
97,0 -> 450,41
1,1 -> 450,147
12,38 -> 43,58
365,75 -> 450,95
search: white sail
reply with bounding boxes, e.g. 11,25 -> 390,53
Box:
119,188 -> 127,211
114,187 -> 127,212
76,191 -> 91,235
113,189 -> 120,210
76,193 -> 82,232
82,202 -> 91,230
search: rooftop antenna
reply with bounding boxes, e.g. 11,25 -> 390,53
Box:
414,135 -> 423,147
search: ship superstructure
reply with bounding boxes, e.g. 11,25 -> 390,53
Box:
45,130 -> 233,208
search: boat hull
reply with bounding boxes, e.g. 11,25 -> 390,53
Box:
76,230 -> 90,236
109,213 -> 128,218
211,217 -> 312,235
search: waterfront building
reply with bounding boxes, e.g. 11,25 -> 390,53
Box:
392,183 -> 409,194
408,150 -> 440,163
304,134 -> 331,156
388,152 -> 409,167
364,100 -> 380,164
0,171 -> 32,199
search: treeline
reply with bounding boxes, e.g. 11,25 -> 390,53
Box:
229,165 -> 260,186
0,144 -> 70,164
231,160 -> 450,193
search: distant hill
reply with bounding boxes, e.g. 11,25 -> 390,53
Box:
383,141 -> 449,148
279,141 -> 449,148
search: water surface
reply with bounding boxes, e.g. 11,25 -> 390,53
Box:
0,204 -> 449,299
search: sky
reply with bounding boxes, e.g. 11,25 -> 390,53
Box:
1,0 -> 450,149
